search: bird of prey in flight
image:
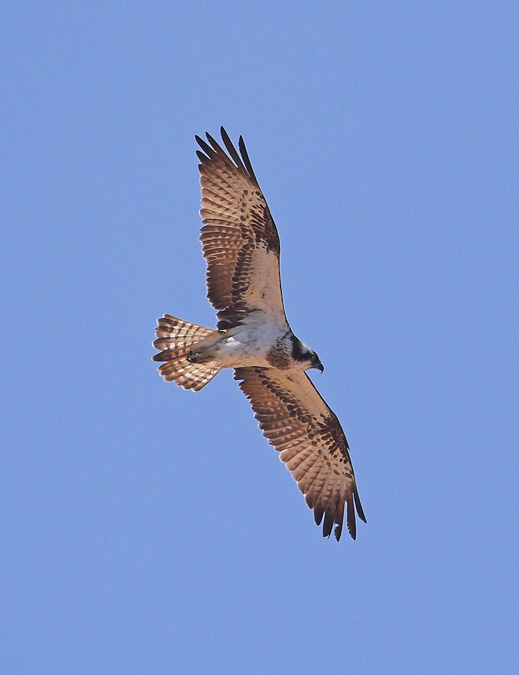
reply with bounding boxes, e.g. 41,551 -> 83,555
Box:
153,128 -> 366,540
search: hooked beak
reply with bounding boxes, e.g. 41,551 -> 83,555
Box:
314,361 -> 324,373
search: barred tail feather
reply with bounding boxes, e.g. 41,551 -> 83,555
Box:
152,314 -> 221,391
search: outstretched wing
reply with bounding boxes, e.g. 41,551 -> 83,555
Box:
196,128 -> 287,329
234,366 -> 366,541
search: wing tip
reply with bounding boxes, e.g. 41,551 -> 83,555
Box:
314,486 -> 366,542
194,127 -> 258,184
354,487 -> 367,524
219,125 -> 231,146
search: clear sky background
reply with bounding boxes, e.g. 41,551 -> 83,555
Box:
2,2 -> 518,673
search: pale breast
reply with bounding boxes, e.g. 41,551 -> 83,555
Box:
212,323 -> 290,369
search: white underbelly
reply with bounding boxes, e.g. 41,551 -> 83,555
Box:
214,330 -> 276,368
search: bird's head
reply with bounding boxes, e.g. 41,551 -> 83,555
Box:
309,351 -> 324,373
292,337 -> 324,373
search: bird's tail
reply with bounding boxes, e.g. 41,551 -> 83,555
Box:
152,314 -> 221,391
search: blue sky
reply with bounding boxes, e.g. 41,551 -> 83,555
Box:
2,2 -> 518,673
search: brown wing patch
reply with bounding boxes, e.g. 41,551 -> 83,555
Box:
196,128 -> 285,326
234,367 -> 366,541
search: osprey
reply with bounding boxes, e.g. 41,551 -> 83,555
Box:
153,128 -> 366,541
